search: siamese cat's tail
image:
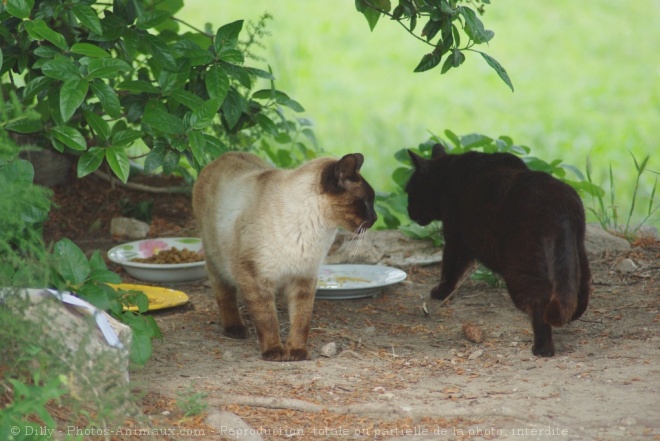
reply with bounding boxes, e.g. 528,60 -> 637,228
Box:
543,228 -> 580,327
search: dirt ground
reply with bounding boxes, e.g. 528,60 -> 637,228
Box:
44,172 -> 660,441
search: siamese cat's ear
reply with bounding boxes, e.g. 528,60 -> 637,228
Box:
335,153 -> 364,181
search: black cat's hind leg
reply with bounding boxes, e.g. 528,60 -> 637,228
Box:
505,274 -> 555,357
572,247 -> 591,321
432,240 -> 474,301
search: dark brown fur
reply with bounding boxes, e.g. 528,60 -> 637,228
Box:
406,145 -> 591,356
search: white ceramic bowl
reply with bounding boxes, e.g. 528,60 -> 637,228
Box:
107,237 -> 206,283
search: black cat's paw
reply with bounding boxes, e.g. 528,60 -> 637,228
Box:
430,285 -> 452,301
532,342 -> 555,357
223,325 -> 249,340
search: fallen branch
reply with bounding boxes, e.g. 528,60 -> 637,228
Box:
93,169 -> 189,194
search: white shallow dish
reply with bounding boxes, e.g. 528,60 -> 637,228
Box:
316,264 -> 407,300
107,237 -> 206,283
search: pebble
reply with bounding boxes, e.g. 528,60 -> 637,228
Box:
320,342 -> 338,357
110,216 -> 150,239
206,410 -> 264,441
614,258 -> 638,274
468,350 -> 484,360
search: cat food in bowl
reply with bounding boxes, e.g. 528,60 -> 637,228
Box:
107,238 -> 206,283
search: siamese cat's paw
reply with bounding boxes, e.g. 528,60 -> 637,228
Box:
223,325 -> 249,339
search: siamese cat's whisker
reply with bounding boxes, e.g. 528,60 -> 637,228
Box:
345,222 -> 368,262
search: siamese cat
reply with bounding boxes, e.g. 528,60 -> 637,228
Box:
406,145 -> 590,356
192,152 -> 377,361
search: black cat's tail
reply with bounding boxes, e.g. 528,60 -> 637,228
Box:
543,227 -> 580,327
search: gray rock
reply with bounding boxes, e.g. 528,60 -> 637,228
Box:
0,288 -> 131,388
614,258 -> 638,274
326,230 -> 441,268
584,223 -> 631,257
320,342 -> 338,358
110,216 -> 150,239
205,410 -> 264,441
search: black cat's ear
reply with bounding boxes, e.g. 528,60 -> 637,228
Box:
431,143 -> 447,158
408,150 -> 425,170
335,153 -> 364,181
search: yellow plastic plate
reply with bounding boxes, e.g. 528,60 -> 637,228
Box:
110,283 -> 189,312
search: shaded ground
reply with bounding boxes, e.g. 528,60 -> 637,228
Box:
44,172 -> 660,441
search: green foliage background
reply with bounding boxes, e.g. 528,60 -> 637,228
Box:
182,0 -> 659,230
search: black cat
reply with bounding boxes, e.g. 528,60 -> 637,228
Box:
406,145 -> 591,356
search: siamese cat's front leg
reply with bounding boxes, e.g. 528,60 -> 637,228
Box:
284,277 -> 316,361
239,278 -> 288,361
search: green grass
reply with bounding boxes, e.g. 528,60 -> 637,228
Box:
178,0 -> 660,231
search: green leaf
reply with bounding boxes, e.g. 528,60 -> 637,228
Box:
83,57 -> 132,79
414,51 -> 442,73
136,10 -> 172,30
71,43 -> 110,58
4,0 -> 35,19
105,146 -> 130,183
219,49 -> 243,64
54,238 -> 90,285
458,6 -> 492,44
83,110 -> 111,141
478,51 -> 514,92
205,64 -> 229,100
214,20 -> 243,53
27,19 -> 69,51
191,98 -> 222,129
111,129 -> 142,146
5,117 -> 43,134
170,89 -> 204,109
460,133 -> 493,149
142,107 -> 184,134
129,331 -> 152,365
77,146 -> 105,178
355,0 -> 390,31
144,34 -> 177,71
117,80 -> 160,94
255,113 -> 278,135
41,56 -> 80,81
221,88 -> 246,129
90,80 -> 122,118
73,3 -> 103,35
60,78 -> 89,123
51,126 -> 87,151
188,130 -> 207,165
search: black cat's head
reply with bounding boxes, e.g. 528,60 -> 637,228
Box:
405,144 -> 447,226
321,153 -> 377,233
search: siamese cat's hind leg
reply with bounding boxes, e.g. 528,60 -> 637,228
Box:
209,270 -> 248,339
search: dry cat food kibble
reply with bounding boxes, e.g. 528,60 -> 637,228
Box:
132,247 -> 203,264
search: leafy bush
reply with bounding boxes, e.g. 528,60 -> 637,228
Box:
377,129 -> 605,243
355,0 -> 513,90
0,0 -> 319,183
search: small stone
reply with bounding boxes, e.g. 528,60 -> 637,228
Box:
110,216 -> 150,239
320,342 -> 338,357
222,351 -> 235,361
468,349 -> 484,360
614,258 -> 638,274
161,410 -> 170,416
362,326 -> 376,335
462,322 -> 484,343
206,411 -> 264,441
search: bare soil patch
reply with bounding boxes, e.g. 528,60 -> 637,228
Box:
44,172 -> 660,441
